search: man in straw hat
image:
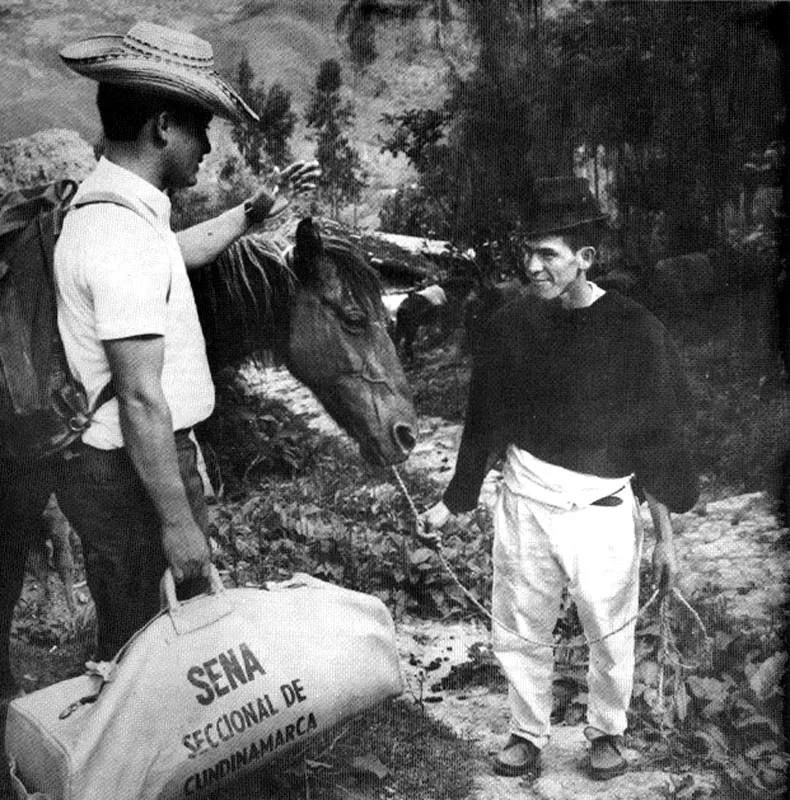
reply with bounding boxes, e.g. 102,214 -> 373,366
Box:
41,22 -> 319,664
420,177 -> 697,781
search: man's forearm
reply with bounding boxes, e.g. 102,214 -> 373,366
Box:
176,203 -> 249,269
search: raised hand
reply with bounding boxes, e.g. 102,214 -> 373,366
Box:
244,160 -> 322,224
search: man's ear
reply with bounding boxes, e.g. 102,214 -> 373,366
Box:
577,246 -> 596,271
151,111 -> 173,147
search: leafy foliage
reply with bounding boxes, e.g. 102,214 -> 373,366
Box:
378,107 -> 453,237
372,0 -> 785,274
624,579 -> 789,800
196,377 -> 328,499
546,1 -> 785,252
378,184 -> 448,239
209,443 -> 494,620
170,154 -> 260,231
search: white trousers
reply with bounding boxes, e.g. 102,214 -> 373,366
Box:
492,482 -> 642,749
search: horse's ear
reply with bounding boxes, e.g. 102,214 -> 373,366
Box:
292,217 -> 323,283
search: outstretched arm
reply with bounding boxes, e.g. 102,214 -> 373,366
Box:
177,160 -> 320,268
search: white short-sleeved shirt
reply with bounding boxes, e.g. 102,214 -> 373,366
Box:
54,157 -> 215,449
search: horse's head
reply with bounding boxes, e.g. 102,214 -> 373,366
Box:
285,218 -> 417,465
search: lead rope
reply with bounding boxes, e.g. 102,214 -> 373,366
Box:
391,465 -> 706,651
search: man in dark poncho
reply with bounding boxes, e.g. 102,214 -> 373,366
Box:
420,177 -> 698,781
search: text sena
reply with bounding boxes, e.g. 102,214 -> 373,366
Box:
186,642 -> 265,706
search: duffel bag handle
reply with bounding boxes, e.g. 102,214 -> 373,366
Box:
161,563 -> 225,612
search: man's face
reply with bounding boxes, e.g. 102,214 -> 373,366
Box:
521,234 -> 587,302
163,109 -> 212,190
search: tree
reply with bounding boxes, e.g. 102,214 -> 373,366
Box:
543,1 -> 785,255
379,0 -> 547,249
379,1 -> 784,261
305,60 -> 367,220
378,107 -> 452,236
230,54 -> 296,174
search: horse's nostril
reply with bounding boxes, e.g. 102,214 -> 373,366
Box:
393,423 -> 416,453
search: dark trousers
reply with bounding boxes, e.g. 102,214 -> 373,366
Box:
55,431 -> 209,661
0,458 -> 54,694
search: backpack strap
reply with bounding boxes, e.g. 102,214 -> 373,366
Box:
92,379 -> 117,414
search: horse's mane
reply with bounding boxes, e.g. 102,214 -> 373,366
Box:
196,235 -> 294,324
189,229 -> 384,370
189,235 -> 295,370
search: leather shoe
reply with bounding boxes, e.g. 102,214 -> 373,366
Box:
493,734 -> 541,778
588,735 -> 627,780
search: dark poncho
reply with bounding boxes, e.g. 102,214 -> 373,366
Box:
443,291 -> 698,514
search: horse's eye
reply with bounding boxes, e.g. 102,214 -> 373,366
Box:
340,307 -> 368,333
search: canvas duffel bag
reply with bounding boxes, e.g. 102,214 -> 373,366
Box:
5,570 -> 404,800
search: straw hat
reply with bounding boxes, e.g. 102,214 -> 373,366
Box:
59,22 -> 259,125
524,176 -> 608,237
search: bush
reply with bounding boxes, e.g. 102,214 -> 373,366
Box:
379,184 -> 448,239
683,330 -> 790,499
208,432 -> 493,620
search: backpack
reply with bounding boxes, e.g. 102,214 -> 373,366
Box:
0,179 -> 115,461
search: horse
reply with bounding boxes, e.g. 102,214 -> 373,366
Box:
382,292 -> 409,331
393,277 -> 475,362
189,217 -> 418,466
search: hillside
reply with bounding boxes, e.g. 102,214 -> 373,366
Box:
0,0 -> 477,228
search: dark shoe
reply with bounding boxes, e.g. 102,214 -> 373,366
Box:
589,735 -> 627,780
493,734 -> 541,778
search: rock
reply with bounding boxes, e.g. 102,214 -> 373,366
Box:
0,129 -> 96,193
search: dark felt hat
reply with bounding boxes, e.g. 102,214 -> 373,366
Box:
524,176 -> 608,237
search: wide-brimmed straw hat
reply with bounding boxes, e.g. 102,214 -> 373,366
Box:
59,22 -> 259,125
524,176 -> 608,237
